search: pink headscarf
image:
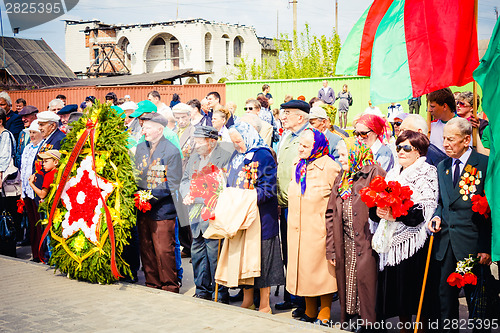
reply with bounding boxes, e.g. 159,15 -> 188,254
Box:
357,114 -> 389,143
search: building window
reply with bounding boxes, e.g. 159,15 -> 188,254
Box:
225,40 -> 230,65
234,37 -> 242,58
94,48 -> 99,65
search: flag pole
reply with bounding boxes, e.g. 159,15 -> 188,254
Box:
214,239 -> 221,302
472,0 -> 479,148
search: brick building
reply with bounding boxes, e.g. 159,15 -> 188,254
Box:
65,18 -> 275,84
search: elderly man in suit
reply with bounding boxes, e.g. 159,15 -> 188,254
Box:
428,117 -> 492,333
308,106 -> 342,165
180,126 -> 233,303
172,103 -> 195,168
135,113 -> 182,293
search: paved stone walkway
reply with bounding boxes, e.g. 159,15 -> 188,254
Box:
0,255 -> 335,332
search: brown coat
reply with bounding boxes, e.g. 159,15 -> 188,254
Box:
325,164 -> 386,323
286,155 -> 340,296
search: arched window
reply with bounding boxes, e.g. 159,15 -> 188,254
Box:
233,36 -> 243,58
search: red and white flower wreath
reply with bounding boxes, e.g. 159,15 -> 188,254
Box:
60,156 -> 114,243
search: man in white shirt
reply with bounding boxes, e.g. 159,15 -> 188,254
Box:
428,88 -> 457,153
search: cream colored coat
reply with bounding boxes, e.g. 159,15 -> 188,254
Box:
203,187 -> 261,288
286,155 -> 340,296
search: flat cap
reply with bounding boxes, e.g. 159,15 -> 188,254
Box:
193,126 -> 219,140
280,99 -> 310,113
172,103 -> 191,114
38,149 -> 61,160
129,100 -> 157,118
37,111 -> 60,122
19,105 -> 38,116
309,106 -> 328,120
57,104 -> 79,115
140,112 -> 168,127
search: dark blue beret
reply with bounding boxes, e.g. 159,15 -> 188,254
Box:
57,104 -> 79,115
280,99 -> 310,113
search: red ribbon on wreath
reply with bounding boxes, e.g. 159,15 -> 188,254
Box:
39,118 -> 122,279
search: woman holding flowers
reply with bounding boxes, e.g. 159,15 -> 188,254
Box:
370,130 -> 438,328
286,128 -> 341,326
325,137 -> 385,328
226,121 -> 285,313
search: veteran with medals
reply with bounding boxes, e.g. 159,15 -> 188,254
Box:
135,113 -> 182,293
428,117 -> 492,332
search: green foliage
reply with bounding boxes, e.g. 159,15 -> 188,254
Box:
41,102 -> 137,284
235,24 -> 341,80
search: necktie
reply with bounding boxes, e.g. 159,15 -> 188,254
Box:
453,160 -> 461,187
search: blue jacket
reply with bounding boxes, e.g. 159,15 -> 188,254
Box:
135,136 -> 182,221
6,111 -> 24,142
227,147 -> 279,240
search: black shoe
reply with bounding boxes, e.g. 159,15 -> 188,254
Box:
229,289 -> 243,302
274,301 -> 298,310
332,291 -> 339,302
298,314 -> 316,323
292,307 -> 305,318
193,293 -> 211,300
215,296 -> 229,304
314,319 -> 331,327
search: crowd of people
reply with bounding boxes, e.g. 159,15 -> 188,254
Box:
0,85 -> 497,332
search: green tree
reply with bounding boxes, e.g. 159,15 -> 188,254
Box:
235,24 -> 341,80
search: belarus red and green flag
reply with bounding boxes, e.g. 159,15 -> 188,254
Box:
473,18 -> 500,262
336,0 -> 479,105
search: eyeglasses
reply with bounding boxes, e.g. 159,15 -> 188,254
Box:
244,106 -> 254,111
353,130 -> 372,138
456,101 -> 470,107
396,144 -> 416,153
393,122 -> 402,126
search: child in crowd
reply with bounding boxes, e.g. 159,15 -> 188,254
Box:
28,149 -> 60,201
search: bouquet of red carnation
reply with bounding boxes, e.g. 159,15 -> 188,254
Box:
359,175 -> 414,218
187,164 -> 226,222
17,198 -> 25,214
471,194 -> 490,218
447,255 -> 478,288
134,190 -> 153,213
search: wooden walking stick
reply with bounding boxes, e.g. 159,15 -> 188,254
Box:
214,238 -> 222,302
414,227 -> 435,333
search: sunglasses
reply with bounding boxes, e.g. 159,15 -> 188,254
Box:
456,101 -> 470,107
353,130 -> 372,138
396,144 -> 416,153
393,122 -> 402,126
243,106 -> 254,111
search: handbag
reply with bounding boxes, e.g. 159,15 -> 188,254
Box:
2,158 -> 21,197
0,207 -> 15,240
371,218 -> 398,254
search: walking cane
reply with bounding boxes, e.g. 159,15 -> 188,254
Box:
214,238 -> 222,302
414,223 -> 435,333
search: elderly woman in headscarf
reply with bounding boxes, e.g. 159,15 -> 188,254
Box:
325,138 -> 386,330
227,121 -> 285,313
286,128 -> 341,326
354,114 -> 394,171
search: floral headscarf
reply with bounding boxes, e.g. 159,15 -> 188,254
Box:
229,121 -> 267,170
295,128 -> 332,195
338,137 -> 375,199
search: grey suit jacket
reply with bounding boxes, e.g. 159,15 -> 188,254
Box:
179,144 -> 233,237
318,87 -> 335,104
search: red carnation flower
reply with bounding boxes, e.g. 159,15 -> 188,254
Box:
471,194 -> 490,218
447,272 -> 464,288
463,273 -> 478,286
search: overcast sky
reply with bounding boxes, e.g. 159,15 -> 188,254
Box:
0,0 -> 498,62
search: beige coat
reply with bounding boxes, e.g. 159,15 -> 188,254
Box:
286,155 -> 341,296
203,187 -> 261,288
259,120 -> 273,147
